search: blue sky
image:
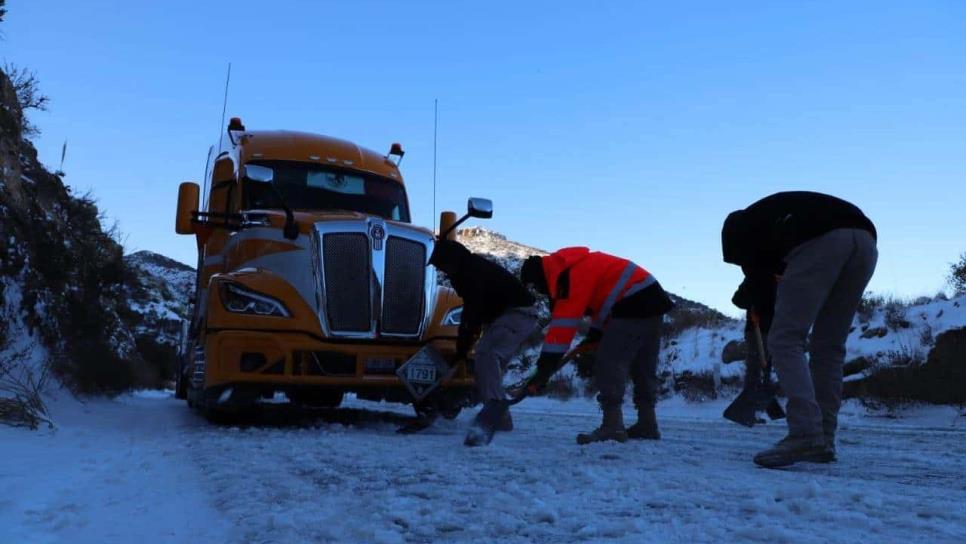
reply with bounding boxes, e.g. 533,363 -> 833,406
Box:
5,1 -> 965,314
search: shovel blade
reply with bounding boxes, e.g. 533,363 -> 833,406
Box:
765,397 -> 786,420
723,390 -> 759,427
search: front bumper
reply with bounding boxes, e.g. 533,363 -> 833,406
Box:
201,330 -> 472,390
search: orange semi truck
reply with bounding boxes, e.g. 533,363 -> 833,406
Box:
174,117 -> 487,419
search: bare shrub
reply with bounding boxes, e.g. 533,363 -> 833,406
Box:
949,253 -> 966,295
857,293 -> 885,323
2,63 -> 50,136
883,339 -> 925,367
0,348 -> 54,430
883,299 -> 911,331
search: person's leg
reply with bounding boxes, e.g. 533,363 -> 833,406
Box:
766,229 -> 855,437
808,230 -> 878,446
473,310 -> 539,402
756,229 -> 859,467
464,309 -> 539,445
595,318 -> 649,407
580,318 -> 649,444
628,316 -> 663,439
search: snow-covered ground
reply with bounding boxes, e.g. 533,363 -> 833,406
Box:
2,392 -> 963,544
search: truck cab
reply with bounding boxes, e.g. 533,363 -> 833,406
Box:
174,118 -> 484,417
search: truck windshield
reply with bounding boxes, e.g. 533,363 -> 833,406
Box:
243,161 -> 411,222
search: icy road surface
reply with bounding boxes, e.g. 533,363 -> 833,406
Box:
2,393 -> 964,544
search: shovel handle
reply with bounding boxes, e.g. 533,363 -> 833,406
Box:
505,346 -> 582,405
749,310 -> 769,370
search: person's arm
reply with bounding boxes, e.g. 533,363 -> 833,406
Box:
456,304 -> 482,360
732,266 -> 774,308
527,270 -> 593,393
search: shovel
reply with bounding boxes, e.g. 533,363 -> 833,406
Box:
723,311 -> 786,427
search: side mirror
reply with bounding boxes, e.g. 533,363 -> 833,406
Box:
467,197 -> 493,219
437,197 -> 494,240
175,182 -> 200,234
241,164 -> 274,183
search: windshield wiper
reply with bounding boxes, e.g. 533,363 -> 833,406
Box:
264,184 -> 299,240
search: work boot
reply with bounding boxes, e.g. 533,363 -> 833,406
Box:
627,405 -> 661,440
396,410 -> 439,434
753,433 -> 835,468
577,404 -> 628,445
464,400 -> 507,447
822,416 -> 838,462
824,433 -> 837,462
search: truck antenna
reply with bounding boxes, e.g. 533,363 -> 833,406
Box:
433,98 -> 438,230
204,62 -> 232,209
218,62 -> 232,153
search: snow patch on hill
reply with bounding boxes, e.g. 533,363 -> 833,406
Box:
124,250 -> 194,344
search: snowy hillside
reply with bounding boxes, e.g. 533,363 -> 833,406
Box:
658,294 -> 966,404
124,250 -> 194,345
458,226 -> 548,267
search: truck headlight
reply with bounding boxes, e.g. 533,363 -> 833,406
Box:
441,307 -> 462,326
220,282 -> 291,317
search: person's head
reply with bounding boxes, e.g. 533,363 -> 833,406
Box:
520,255 -> 549,295
428,240 -> 471,276
721,209 -> 751,266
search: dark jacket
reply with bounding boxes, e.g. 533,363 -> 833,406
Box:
722,191 -> 876,274
429,240 -> 535,356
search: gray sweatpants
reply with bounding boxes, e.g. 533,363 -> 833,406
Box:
595,316 -> 663,409
474,308 -> 540,401
768,228 -> 878,437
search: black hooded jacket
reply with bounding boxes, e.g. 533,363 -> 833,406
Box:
429,240 -> 536,356
722,191 -> 876,274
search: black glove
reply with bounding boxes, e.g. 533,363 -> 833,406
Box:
572,329 -> 601,379
580,327 -> 603,346
731,279 -> 755,310
732,268 -> 777,312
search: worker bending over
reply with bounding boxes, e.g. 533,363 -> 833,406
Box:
428,240 -> 539,445
722,191 -> 877,468
520,248 -> 674,444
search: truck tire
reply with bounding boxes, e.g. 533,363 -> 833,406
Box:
174,366 -> 188,400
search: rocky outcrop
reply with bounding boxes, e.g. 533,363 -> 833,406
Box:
0,67 -> 154,394
844,328 -> 966,404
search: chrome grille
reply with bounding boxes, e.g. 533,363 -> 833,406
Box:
381,236 -> 426,335
322,233 -> 371,332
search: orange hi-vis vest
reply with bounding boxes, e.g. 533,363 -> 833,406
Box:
540,247 -> 655,356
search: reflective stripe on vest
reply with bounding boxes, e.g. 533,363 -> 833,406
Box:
548,318 -> 583,329
593,262 -> 639,328
621,274 -> 657,300
541,342 -> 570,355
